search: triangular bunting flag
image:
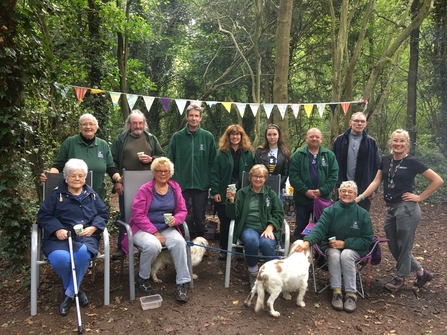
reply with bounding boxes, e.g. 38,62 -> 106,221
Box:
174,99 -> 188,115
126,94 -> 139,110
263,104 -> 275,119
90,88 -> 105,94
329,104 -> 337,115
189,100 -> 202,107
316,103 -> 326,117
142,96 -> 155,112
277,104 -> 288,120
74,87 -> 88,103
341,102 -> 350,115
290,104 -> 300,119
235,103 -> 246,118
303,104 -> 314,118
205,101 -> 218,108
109,92 -> 121,108
249,103 -> 260,117
360,98 -> 368,112
221,102 -> 232,113
160,98 -> 171,112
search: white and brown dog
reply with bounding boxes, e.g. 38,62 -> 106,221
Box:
150,236 -> 209,283
244,240 -> 312,317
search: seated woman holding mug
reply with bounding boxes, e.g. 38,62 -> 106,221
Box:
37,158 -> 108,316
226,164 -> 284,288
121,157 -> 191,302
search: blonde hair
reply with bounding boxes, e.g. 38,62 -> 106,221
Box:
388,129 -> 411,154
150,157 -> 175,176
249,164 -> 268,179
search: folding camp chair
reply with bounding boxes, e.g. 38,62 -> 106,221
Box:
303,197 -> 388,298
224,172 -> 290,288
117,169 -> 193,301
30,172 -> 110,316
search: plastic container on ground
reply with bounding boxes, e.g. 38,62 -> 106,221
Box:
140,294 -> 163,310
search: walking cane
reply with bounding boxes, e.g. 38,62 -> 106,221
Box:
68,231 -> 84,334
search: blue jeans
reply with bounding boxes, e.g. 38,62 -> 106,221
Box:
240,228 -> 277,268
48,244 -> 91,298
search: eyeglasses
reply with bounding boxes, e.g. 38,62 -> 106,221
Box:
340,189 -> 355,194
81,123 -> 96,127
252,175 -> 266,180
155,170 -> 170,175
230,133 -> 241,137
351,119 -> 366,123
68,174 -> 86,179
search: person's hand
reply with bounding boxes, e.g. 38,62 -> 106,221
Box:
313,189 -> 321,197
154,232 -> 166,246
55,229 -> 68,240
214,194 -> 221,202
402,192 -> 421,202
139,155 -> 153,164
260,225 -> 275,240
368,191 -> 376,200
78,226 -> 98,237
354,196 -> 361,203
305,190 -> 316,199
295,240 -> 310,254
114,182 -> 124,196
40,172 -> 48,183
166,216 -> 176,227
226,188 -> 235,203
328,239 -> 344,249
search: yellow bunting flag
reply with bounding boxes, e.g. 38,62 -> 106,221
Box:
90,89 -> 104,94
303,104 -> 314,117
221,102 -> 232,113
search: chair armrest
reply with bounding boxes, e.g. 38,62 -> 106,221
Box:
282,219 -> 290,256
117,219 -> 134,252
182,221 -> 191,241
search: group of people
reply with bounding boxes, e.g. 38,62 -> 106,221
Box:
37,106 -> 443,316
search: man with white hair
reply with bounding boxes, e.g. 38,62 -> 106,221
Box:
111,110 -> 165,259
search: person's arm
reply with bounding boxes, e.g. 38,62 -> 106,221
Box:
131,185 -> 158,234
318,152 -> 339,197
209,153 -> 222,200
356,169 -> 383,203
402,169 -> 444,202
150,134 -> 166,159
289,154 -> 308,195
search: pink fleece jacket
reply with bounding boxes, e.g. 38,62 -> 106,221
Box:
121,179 -> 187,254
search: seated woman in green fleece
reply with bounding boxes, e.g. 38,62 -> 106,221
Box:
226,164 -> 284,289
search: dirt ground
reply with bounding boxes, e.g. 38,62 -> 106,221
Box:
1,195 -> 447,335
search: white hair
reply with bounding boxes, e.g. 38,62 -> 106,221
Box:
63,159 -> 88,179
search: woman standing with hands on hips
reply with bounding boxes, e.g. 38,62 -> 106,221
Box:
357,129 -> 443,292
210,124 -> 253,261
254,124 -> 291,195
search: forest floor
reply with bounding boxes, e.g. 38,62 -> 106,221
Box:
1,194 -> 447,335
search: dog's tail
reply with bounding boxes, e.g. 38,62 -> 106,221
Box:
254,280 -> 265,312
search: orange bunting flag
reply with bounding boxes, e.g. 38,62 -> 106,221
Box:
341,102 -> 350,115
221,102 -> 232,113
303,104 -> 314,117
74,87 -> 88,103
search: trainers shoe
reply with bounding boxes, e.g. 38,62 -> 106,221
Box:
176,283 -> 188,302
343,294 -> 357,313
331,293 -> 343,311
249,272 -> 258,290
414,269 -> 433,288
138,275 -> 153,294
385,276 -> 405,292
112,249 -> 125,260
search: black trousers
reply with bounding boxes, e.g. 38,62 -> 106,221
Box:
182,189 -> 208,236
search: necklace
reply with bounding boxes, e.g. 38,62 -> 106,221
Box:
388,155 -> 406,189
155,184 -> 168,195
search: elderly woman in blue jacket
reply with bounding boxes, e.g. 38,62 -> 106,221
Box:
226,164 -> 284,288
37,159 -> 108,316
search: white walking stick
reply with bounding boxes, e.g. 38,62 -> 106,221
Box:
68,231 -> 83,334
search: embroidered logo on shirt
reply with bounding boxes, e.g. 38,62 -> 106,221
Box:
265,197 -> 270,207
98,151 -> 104,158
199,144 -> 205,151
321,157 -> 327,166
351,221 -> 359,229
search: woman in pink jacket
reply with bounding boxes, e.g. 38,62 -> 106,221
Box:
121,157 -> 190,302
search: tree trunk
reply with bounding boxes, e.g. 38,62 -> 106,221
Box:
117,0 -> 131,121
406,0 -> 420,155
272,0 -> 293,146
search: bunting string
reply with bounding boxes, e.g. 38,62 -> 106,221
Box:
56,83 -> 367,119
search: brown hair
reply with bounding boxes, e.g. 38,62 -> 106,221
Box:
218,124 -> 253,152
258,124 -> 291,161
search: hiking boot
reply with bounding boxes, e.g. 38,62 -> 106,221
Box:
343,294 -> 357,313
331,293 -> 343,311
112,248 -> 125,260
385,276 -> 405,292
249,272 -> 258,290
78,290 -> 89,307
138,275 -> 153,294
414,269 -> 433,288
176,283 -> 188,302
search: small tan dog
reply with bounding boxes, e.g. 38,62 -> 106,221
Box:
151,236 -> 209,283
244,240 -> 312,317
